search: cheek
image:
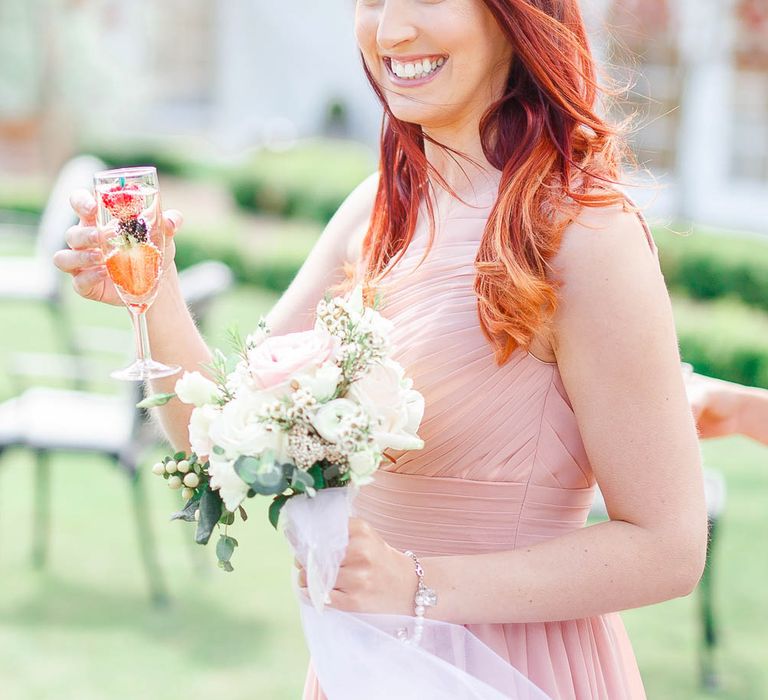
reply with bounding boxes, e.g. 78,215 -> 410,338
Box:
354,15 -> 378,68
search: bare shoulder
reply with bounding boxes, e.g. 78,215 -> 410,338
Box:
322,171 -> 379,263
550,201 -> 659,302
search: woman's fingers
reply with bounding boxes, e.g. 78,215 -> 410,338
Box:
53,247 -> 104,274
163,209 -> 183,237
71,266 -> 108,300
64,222 -> 101,250
70,188 -> 97,226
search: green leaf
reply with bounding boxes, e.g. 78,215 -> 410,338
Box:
170,497 -> 199,523
291,468 -> 315,494
173,451 -> 186,462
249,464 -> 289,495
136,393 -> 176,409
218,559 -> 234,573
195,486 -> 223,545
234,455 -> 263,484
216,534 -> 238,563
307,464 -> 326,490
219,510 -> 235,525
238,505 -> 248,522
268,494 -> 289,530
212,445 -> 225,456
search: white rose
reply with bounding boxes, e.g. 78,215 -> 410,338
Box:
294,360 -> 342,402
209,393 -> 290,461
175,371 -> 219,407
347,449 -> 381,486
188,404 -> 220,458
310,398 -> 360,444
207,453 -> 249,512
346,359 -> 424,451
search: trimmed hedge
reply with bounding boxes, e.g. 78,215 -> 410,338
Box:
674,296 -> 768,388
227,139 -> 376,224
653,225 -> 768,310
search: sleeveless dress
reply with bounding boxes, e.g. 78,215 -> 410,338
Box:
303,179 -> 654,700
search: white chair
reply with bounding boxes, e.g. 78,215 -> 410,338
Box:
0,154 -> 106,358
0,260 -> 234,605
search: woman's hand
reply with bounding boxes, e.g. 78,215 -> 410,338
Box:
686,373 -> 749,440
296,517 -> 417,615
52,188 -> 183,306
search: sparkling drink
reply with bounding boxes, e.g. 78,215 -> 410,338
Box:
94,166 -> 180,381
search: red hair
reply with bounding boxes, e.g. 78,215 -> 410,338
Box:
351,0 -> 633,364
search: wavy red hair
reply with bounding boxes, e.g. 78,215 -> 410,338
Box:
350,0 -> 633,364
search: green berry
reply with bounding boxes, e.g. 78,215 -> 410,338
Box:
183,472 -> 200,488
182,487 -> 195,500
151,462 -> 166,476
177,460 -> 190,473
167,475 -> 183,490
165,460 -> 178,474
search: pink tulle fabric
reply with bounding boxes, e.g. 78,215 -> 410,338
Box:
303,181 -> 655,699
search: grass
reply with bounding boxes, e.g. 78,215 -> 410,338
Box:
0,274 -> 766,698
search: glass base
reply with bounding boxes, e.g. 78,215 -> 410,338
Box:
111,359 -> 181,381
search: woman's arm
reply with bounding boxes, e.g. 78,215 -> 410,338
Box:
687,373 -> 768,445
319,204 -> 708,624
145,172 -> 379,452
422,205 -> 708,624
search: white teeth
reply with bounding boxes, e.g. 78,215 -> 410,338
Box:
389,57 -> 445,80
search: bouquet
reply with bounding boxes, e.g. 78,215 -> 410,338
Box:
139,285 -> 425,574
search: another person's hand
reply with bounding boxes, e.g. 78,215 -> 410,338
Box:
687,372 -> 768,446
295,517 -> 417,615
52,188 -> 183,306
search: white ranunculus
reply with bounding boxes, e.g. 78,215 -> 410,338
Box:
310,398 -> 360,444
208,392 -> 290,461
188,404 -> 220,458
294,360 -> 342,402
346,359 -> 425,451
207,453 -> 250,512
347,449 -> 381,486
175,371 -> 219,407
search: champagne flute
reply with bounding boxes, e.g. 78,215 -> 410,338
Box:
94,166 -> 181,381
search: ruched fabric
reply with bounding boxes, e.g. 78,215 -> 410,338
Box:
303,181 -> 655,699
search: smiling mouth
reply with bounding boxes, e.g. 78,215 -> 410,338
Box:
383,55 -> 448,83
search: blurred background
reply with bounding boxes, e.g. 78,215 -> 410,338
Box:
0,1 -> 766,698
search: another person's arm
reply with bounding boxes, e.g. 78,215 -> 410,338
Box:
687,373 -> 768,445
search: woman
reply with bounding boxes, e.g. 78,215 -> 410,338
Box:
54,1 -> 707,698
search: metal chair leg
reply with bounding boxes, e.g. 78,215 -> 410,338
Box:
698,516 -> 720,691
32,449 -> 51,569
128,466 -> 169,606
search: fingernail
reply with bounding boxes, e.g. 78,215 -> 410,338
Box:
90,250 -> 103,263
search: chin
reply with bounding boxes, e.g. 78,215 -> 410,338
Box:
386,101 -> 445,128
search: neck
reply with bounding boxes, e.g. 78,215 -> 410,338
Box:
422,117 -> 501,198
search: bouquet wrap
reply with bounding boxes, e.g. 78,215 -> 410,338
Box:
283,488 -> 552,700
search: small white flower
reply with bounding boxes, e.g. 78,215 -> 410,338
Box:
347,449 -> 381,486
188,404 -> 220,458
294,360 -> 342,402
207,453 -> 250,512
175,371 -> 219,407
310,398 -> 360,444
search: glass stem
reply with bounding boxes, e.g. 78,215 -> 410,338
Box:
131,308 -> 152,363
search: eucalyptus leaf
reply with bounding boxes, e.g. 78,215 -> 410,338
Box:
238,505 -> 248,522
195,486 -> 223,545
269,494 -> 289,530
218,559 -> 234,573
136,392 -> 176,409
212,445 -> 225,456
291,469 -> 315,494
250,466 -> 289,495
216,534 -> 238,563
234,455 -> 263,484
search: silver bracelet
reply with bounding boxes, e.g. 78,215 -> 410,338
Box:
396,549 -> 438,646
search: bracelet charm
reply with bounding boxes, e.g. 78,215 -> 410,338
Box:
397,549 -> 438,646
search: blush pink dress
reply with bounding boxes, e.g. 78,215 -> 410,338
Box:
303,180 -> 654,700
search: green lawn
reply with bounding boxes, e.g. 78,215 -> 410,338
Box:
0,283 -> 766,699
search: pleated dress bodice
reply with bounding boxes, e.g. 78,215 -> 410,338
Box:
304,180 -> 654,699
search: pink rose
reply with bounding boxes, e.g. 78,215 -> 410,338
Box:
244,328 -> 339,393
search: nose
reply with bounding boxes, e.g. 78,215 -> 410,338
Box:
376,0 -> 418,52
